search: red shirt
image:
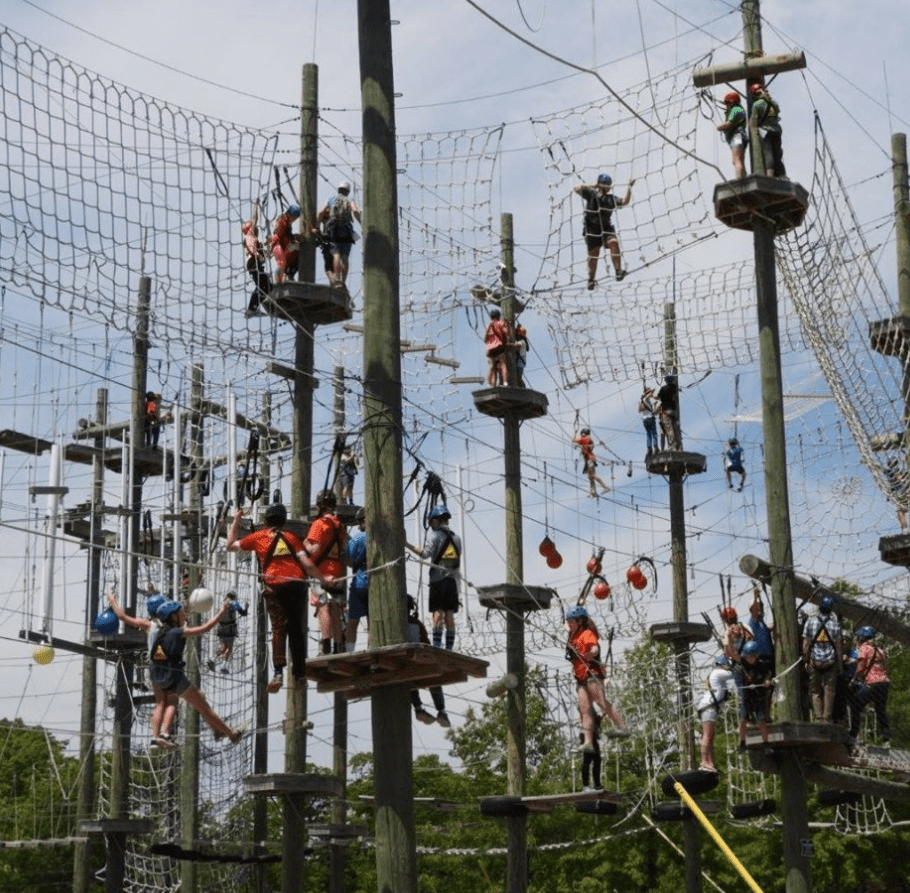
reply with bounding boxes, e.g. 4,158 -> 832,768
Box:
569,627 -> 604,682
856,642 -> 889,685
239,527 -> 306,586
575,435 -> 595,464
305,513 -> 346,579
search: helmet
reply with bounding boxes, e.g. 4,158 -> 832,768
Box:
337,181 -> 351,194
819,594 -> 835,614
565,605 -> 589,621
741,641 -> 760,657
721,606 -> 737,622
664,373 -> 677,383
429,505 -> 451,522
264,503 -> 287,527
714,654 -> 731,667
147,594 -> 165,618
489,307 -> 501,318
580,427 -> 591,436
723,91 -> 740,105
729,437 -> 738,446
355,507 -> 366,522
146,390 -> 156,400
316,489 -> 337,509
748,83 -> 764,96
157,600 -> 182,621
286,204 -> 300,217
515,325 -> 526,335
856,625 -> 876,640
596,173 -> 613,186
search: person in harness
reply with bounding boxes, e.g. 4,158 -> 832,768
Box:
749,82 -> 786,178
227,502 -> 337,693
696,655 -> 738,772
303,489 -> 348,655
724,437 -> 746,491
316,181 -> 362,288
801,594 -> 842,723
717,90 -> 748,180
573,172 -> 634,290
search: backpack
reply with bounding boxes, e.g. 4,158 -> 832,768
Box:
327,195 -> 355,243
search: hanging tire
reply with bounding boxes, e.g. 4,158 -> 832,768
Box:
652,801 -> 692,822
818,789 -> 861,807
731,799 -> 777,819
575,800 -> 618,816
661,769 -> 719,799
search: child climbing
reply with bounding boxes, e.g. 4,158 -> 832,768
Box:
724,437 -> 746,491
573,428 -> 611,497
696,655 -> 737,772
573,173 -> 634,289
564,605 -> 626,758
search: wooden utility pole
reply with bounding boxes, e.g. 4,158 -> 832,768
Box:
72,388 -> 107,893
694,2 -> 811,890
357,3 -> 416,891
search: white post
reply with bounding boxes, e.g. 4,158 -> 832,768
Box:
40,443 -> 64,634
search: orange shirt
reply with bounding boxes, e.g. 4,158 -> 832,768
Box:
305,513 -> 346,579
239,528 -> 306,586
569,627 -> 604,682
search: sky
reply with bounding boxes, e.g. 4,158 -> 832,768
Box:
1,0 -> 910,781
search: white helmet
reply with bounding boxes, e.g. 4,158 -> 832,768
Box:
338,181 -> 351,194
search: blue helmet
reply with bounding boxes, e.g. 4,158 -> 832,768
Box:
565,605 -> 588,621
819,594 -> 835,614
856,626 -> 876,640
741,641 -> 760,657
596,173 -> 612,186
286,204 -> 300,217
94,609 -> 119,636
147,594 -> 165,618
429,505 -> 451,522
714,654 -> 731,667
157,600 -> 182,621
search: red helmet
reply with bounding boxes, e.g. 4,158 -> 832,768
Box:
721,606 -> 737,622
748,83 -> 764,97
723,91 -> 740,105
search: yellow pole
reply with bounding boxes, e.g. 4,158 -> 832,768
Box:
674,782 -> 765,893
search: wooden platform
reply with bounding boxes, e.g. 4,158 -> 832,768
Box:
650,621 -> 713,644
263,281 -> 353,326
480,789 -> 623,817
878,533 -> 910,568
645,450 -> 707,476
476,583 -> 556,612
244,773 -> 344,798
869,316 -> 910,358
303,643 -> 488,698
472,387 -> 548,420
713,175 -> 809,233
307,824 -> 368,846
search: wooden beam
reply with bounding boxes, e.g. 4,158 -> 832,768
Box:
803,763 -> 910,804
692,51 -> 806,88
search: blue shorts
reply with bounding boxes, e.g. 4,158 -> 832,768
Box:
348,585 -> 369,621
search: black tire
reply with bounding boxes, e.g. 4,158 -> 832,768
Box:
480,796 -> 528,817
652,801 -> 691,822
575,800 -> 618,816
661,770 -> 719,798
731,799 -> 777,819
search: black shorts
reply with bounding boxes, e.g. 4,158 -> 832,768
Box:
429,576 -> 459,614
585,229 -> 616,251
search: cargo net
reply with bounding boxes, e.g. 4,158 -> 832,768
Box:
718,706 -> 779,826
776,115 -> 910,522
526,58 -> 806,389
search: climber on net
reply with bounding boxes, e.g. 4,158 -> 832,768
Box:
573,173 -> 634,289
573,427 -> 611,497
271,204 -> 301,284
717,91 -> 748,180
749,82 -> 786,178
724,437 -> 746,491
241,213 -> 272,315
315,180 -> 362,288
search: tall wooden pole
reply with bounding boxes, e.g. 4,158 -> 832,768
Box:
357,3 -> 415,891
892,134 -> 910,463
500,213 -> 528,893
742,4 -> 811,891
72,388 -> 107,893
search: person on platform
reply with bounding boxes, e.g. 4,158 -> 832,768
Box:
657,374 -> 680,450
144,391 -> 162,449
564,605 -> 626,758
849,626 -> 891,746
737,641 -> 773,750
724,437 -> 746,491
484,307 -> 512,387
573,427 -> 611,498
801,594 -> 842,723
316,181 -> 362,287
513,323 -> 529,387
303,489 -> 348,655
573,173 -> 634,289
345,507 -> 369,651
749,82 -> 786,178
241,217 -> 272,314
270,205 -> 300,284
696,655 -> 738,771
227,502 -> 335,693
407,505 -> 462,652
717,91 -> 748,180
339,446 -> 359,505
639,387 -> 659,456
406,596 -> 451,728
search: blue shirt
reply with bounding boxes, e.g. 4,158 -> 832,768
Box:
347,529 -> 368,591
747,617 -> 773,659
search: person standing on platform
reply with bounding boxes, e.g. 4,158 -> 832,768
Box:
696,655 -> 738,771
407,505 -> 462,652
270,205 -> 300,284
144,391 -> 162,449
345,508 -> 369,651
749,82 -> 786,178
573,427 -> 611,498
227,502 -> 335,694
849,626 -> 891,745
639,387 -> 659,456
303,489 -> 348,655
657,374 -> 680,450
484,307 -> 512,387
801,595 -> 842,723
316,181 -> 362,288
737,641 -> 773,750
241,217 -> 272,314
565,606 -> 626,757
573,173 -> 634,289
717,91 -> 748,180
339,446 -> 359,505
513,323 -> 529,387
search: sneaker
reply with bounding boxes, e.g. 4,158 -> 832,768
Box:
587,279 -> 596,291
616,269 -> 627,282
150,737 -> 178,750
414,707 -> 435,725
267,672 -> 283,694
436,711 -> 452,729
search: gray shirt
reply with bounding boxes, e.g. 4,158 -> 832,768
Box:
420,525 -> 462,584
